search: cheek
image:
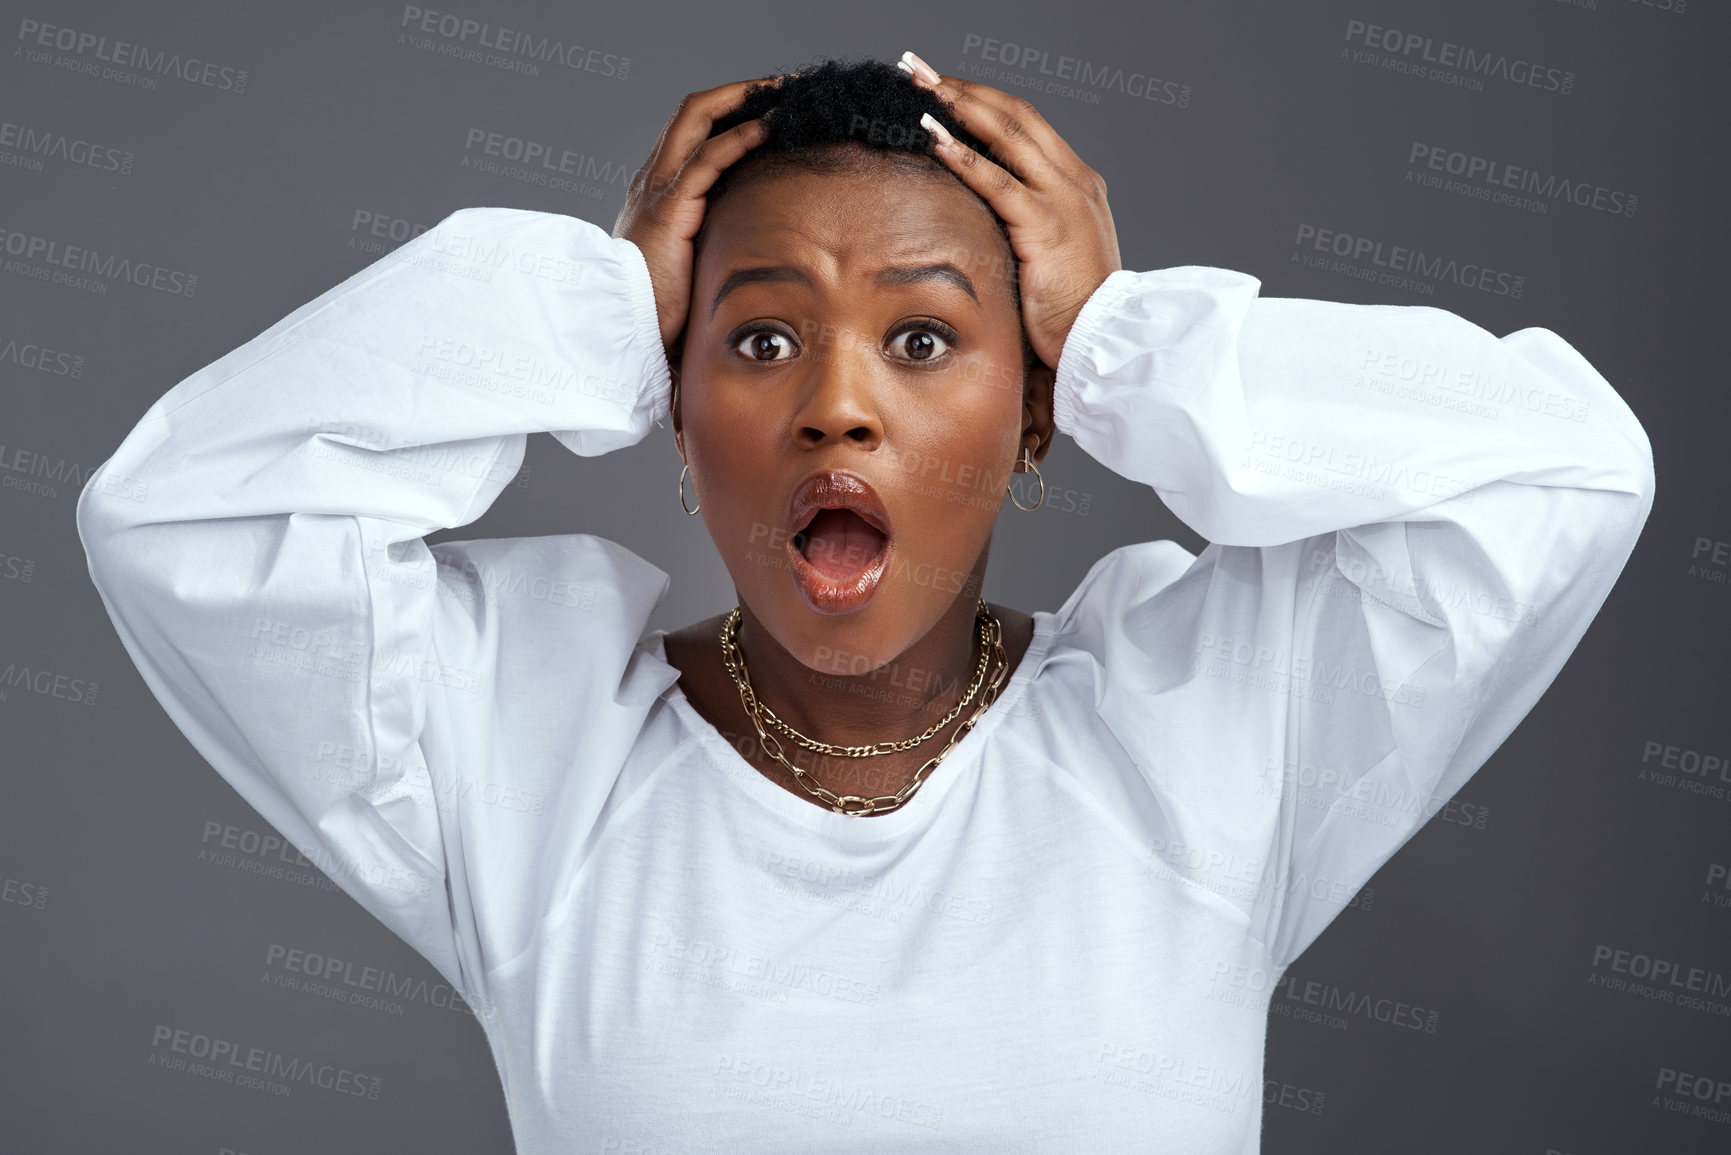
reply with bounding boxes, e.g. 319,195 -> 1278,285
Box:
680,345 -> 1025,567
878,370 -> 1025,518
677,379 -> 794,585
680,361 -> 779,466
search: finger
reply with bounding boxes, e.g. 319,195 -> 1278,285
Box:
660,117 -> 769,214
933,74 -> 1071,155
919,112 -> 1038,227
937,82 -> 1070,188
646,76 -> 785,187
902,66 -> 1078,185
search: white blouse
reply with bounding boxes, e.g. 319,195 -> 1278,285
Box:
77,206 -> 1654,1152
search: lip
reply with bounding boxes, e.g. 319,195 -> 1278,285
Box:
784,470 -> 895,616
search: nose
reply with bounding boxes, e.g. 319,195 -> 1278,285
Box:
789,328 -> 884,451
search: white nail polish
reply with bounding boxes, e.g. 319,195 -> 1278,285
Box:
902,50 -> 941,86
919,112 -> 954,148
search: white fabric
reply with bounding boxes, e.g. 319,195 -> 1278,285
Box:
78,206 -> 1654,1152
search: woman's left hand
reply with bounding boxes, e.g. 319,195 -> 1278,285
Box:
900,51 -> 1122,371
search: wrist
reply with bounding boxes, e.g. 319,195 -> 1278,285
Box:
1051,270 -> 1133,434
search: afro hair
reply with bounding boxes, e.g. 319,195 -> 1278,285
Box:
691,55 -> 1028,358
707,56 -> 994,170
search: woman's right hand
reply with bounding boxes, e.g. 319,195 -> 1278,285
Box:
612,79 -> 778,352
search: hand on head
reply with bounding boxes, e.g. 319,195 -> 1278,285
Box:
895,50 -> 1122,371
613,54 -> 1121,373
611,77 -> 780,352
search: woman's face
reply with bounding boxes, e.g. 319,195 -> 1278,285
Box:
672,154 -> 1051,673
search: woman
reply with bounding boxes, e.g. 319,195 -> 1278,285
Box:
78,53 -> 1653,1153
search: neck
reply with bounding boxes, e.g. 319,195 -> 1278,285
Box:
731,577 -> 991,751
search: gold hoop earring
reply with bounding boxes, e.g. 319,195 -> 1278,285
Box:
1008,447 -> 1044,511
678,462 -> 700,515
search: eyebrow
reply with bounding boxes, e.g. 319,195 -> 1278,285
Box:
876,264 -> 979,302
709,263 -> 979,319
709,266 -> 805,319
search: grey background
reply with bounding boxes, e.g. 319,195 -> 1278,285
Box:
1,0 -> 1725,1152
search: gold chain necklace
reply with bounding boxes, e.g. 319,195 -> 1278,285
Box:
759,602 -> 994,757
719,600 -> 1008,816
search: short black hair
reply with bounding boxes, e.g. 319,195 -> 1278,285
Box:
693,56 -> 1033,368
702,56 -> 995,204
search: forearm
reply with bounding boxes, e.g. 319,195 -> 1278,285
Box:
1051,266 -> 1654,548
80,205 -> 670,549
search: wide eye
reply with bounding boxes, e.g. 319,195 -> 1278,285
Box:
887,323 -> 955,363
733,327 -> 797,362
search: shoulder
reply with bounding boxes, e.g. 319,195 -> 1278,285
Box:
423,533 -> 673,720
662,613 -> 730,680
1051,539 -> 1206,641
428,532 -> 668,625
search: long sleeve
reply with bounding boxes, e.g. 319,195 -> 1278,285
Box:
1048,267 -> 1654,968
75,207 -> 678,1007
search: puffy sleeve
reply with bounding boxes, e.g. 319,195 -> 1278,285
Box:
75,206 -> 676,1007
1047,267 -> 1654,968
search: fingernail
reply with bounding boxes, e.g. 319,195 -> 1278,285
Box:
919,112 -> 954,149
901,50 -> 941,87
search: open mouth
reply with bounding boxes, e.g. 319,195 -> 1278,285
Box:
792,508 -> 890,579
784,471 -> 894,615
